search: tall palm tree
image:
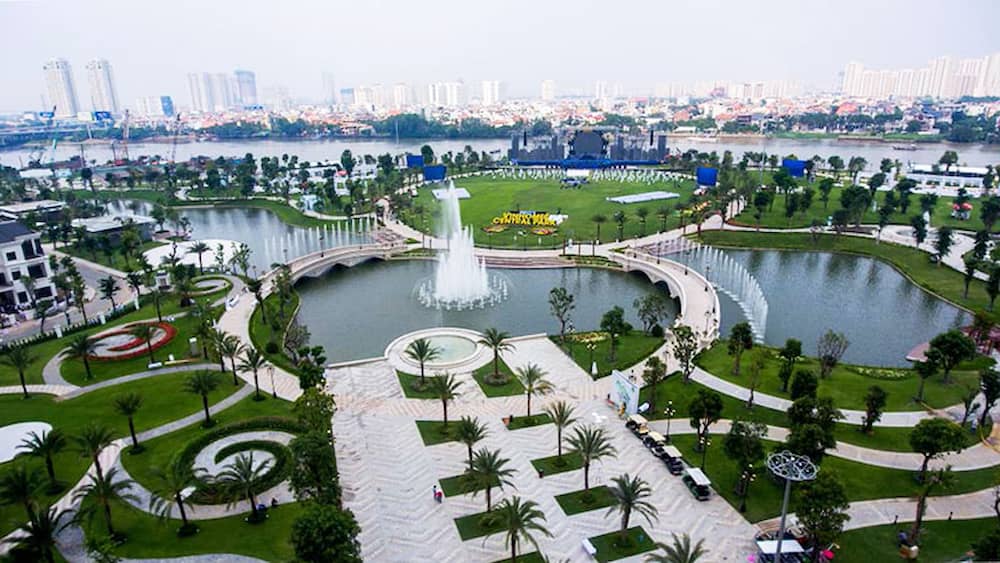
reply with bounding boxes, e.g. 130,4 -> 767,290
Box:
544,400 -> 577,461
217,452 -> 272,520
62,335 -> 96,380
0,463 -> 44,519
18,429 -> 66,491
591,214 -> 607,242
2,344 -> 37,398
193,319 -> 214,359
184,371 -> 220,426
478,328 -> 514,382
149,464 -> 204,533
607,473 -> 659,542
237,347 -> 267,400
219,333 -> 244,385
207,328 -> 228,373
636,207 -> 649,236
428,373 -> 462,427
188,241 -> 210,274
98,275 -> 120,310
72,423 -> 115,481
404,338 -> 440,386
130,323 -> 159,363
645,533 -> 708,563
2,504 -> 70,563
246,277 -> 266,324
515,363 -> 552,418
73,467 -> 139,537
566,425 -> 618,491
466,448 -> 517,512
112,391 -> 144,450
456,416 -> 489,468
488,496 -> 553,563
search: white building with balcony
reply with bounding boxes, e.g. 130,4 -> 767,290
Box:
0,222 -> 55,311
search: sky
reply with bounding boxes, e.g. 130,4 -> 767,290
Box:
1,0 -> 998,112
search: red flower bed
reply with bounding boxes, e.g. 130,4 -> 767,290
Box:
88,322 -> 178,362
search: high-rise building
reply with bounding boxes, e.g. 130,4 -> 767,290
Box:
84,59 -> 119,114
443,81 -> 464,106
322,72 -> 338,105
187,73 -> 207,112
540,79 -> 556,101
841,61 -> 864,96
211,73 -> 234,110
392,83 -> 410,109
841,54 -> 1000,98
43,58 -> 79,118
233,70 -> 258,107
427,82 -> 444,106
135,95 -> 174,117
480,80 -> 502,105
594,80 -> 610,100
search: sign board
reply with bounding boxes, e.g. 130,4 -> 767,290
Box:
696,167 -> 717,187
491,210 -> 559,227
405,154 -> 424,168
610,369 -> 640,415
782,158 -> 807,178
423,164 -> 446,181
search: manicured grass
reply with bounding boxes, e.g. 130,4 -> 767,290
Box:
396,371 -> 439,399
121,393 -> 293,487
697,230 -> 992,313
454,509 -> 506,540
415,420 -> 461,446
670,433 -> 1000,523
530,451 -> 583,477
193,198 -> 341,228
553,331 -> 664,379
837,517 -> 993,563
61,239 -> 165,271
696,340 -> 983,411
248,291 -> 300,375
77,495 -> 300,561
400,175 -> 698,249
555,485 -> 616,515
588,526 -> 657,562
439,473 -> 499,497
506,413 -> 552,431
472,359 -> 525,397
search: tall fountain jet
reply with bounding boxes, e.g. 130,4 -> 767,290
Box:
417,180 -> 507,310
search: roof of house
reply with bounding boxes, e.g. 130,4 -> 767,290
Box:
0,221 -> 35,243
0,200 -> 66,215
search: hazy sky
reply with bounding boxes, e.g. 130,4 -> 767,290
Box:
2,0 -> 998,112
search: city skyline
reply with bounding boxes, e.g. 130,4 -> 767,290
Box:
3,0 -> 999,113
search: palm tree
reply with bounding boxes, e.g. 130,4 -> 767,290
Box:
466,448 -> 517,512
566,425 -> 618,491
636,207 -> 649,236
112,392 -> 144,450
18,429 -> 66,491
98,275 -> 120,310
428,373 -> 462,426
188,241 -> 210,274
149,463 -> 204,534
456,416 -> 489,468
0,463 -> 44,518
246,277 -> 266,325
613,210 -> 627,240
237,347 -> 267,400
488,496 -> 553,563
62,335 -> 96,380
2,344 -> 37,398
73,423 -> 115,481
607,473 -> 659,542
219,333 -> 244,385
656,205 -> 671,233
478,328 -> 514,382
130,323 -> 159,363
515,363 -> 552,418
217,452 -> 272,521
544,400 -> 577,461
2,504 -> 70,563
184,371 -> 220,426
645,533 -> 708,563
73,467 -> 139,537
591,214 -> 607,243
193,319 -> 214,359
404,338 -> 440,386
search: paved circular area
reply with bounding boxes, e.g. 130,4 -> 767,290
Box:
192,430 -> 296,475
384,327 -> 491,373
0,421 -> 52,463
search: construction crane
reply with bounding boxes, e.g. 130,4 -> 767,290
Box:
120,109 -> 131,163
169,113 -> 182,164
26,106 -> 56,167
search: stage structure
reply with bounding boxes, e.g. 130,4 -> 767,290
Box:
509,128 -> 668,169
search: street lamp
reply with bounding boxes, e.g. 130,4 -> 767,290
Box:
663,400 -> 676,443
267,363 -> 277,398
698,435 -> 712,469
738,463 -> 757,513
767,450 -> 818,562
587,342 -> 597,375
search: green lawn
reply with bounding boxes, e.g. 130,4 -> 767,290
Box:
697,341 -> 982,411
588,526 -> 657,562
555,485 -> 617,515
553,331 -> 664,379
77,495 -> 300,561
415,420 -> 461,446
61,239 -> 165,271
670,433 -> 1000,523
506,413 -> 552,431
455,509 -> 506,540
472,359 -> 525,397
837,517 -> 994,562
530,452 -> 583,477
697,230 -> 992,314
396,371 -> 439,399
439,473 -> 499,497
400,175 -> 697,249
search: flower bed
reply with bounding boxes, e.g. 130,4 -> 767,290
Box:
88,322 -> 178,361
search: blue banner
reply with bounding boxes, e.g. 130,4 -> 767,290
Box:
406,154 -> 425,168
423,164 -> 447,181
696,167 -> 718,187
38,111 -> 54,119
782,158 -> 807,178
93,111 -> 112,121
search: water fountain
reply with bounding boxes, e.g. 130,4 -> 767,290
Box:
417,180 -> 508,310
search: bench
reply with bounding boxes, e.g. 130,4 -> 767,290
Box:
582,538 -> 597,556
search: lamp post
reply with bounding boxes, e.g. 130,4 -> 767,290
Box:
738,463 -> 756,513
587,342 -> 596,375
767,450 -> 818,562
699,436 -> 712,469
267,363 -> 277,398
663,400 -> 676,443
